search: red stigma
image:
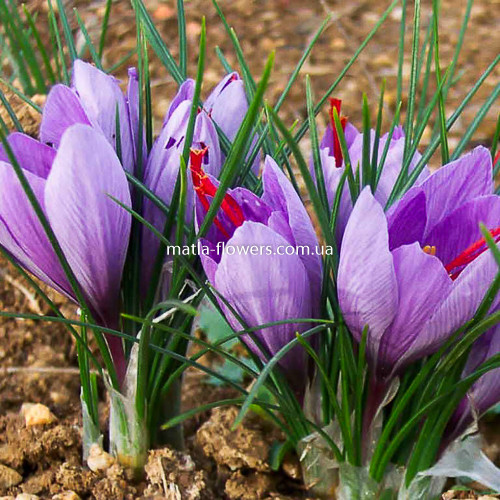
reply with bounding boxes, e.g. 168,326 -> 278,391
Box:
328,98 -> 348,168
444,226 -> 500,280
190,148 -> 245,238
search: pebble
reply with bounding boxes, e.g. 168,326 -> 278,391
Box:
0,464 -> 22,489
86,444 -> 115,473
51,492 -> 81,500
20,403 -> 57,427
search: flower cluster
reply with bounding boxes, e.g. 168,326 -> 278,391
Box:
1,55 -> 499,494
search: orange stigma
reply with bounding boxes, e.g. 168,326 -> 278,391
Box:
328,98 -> 348,168
190,148 -> 245,238
444,226 -> 500,280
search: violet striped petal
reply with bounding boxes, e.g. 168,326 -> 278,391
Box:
72,60 -> 135,173
45,124 -> 131,328
338,187 -> 398,366
0,133 -> 55,179
40,84 -> 92,149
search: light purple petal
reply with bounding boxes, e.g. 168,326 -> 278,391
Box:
214,220 -> 312,390
165,79 -> 194,122
126,67 -> 147,170
419,146 -> 493,235
72,60 -> 134,173
423,195 -> 500,266
379,242 -> 453,374
45,124 -> 131,327
410,245 -> 499,367
466,326 -> 500,415
338,187 -> 398,365
386,188 -> 427,250
0,133 -> 55,179
40,84 -> 92,149
143,99 -> 191,195
374,133 -> 427,207
262,156 -> 322,312
318,148 -> 353,243
320,122 -> 359,157
446,325 -> 500,442
0,161 -> 71,296
204,74 -> 246,143
204,73 -> 261,174
191,112 -> 222,178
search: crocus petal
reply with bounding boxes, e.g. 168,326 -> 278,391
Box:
320,122 -> 359,157
230,187 -> 272,224
0,161 -> 71,296
45,124 -> 131,327
261,156 -> 322,311
126,67 -> 147,169
386,188 -> 427,250
379,242 -> 453,374
374,132 -> 427,207
72,60 -> 134,173
410,246 -> 499,367
465,326 -> 500,415
204,73 -> 261,174
204,73 -> 246,142
338,187 -> 398,366
318,148 -> 353,243
165,79 -> 194,122
199,246 -> 218,284
214,221 -> 312,390
0,133 -> 55,179
446,326 -> 500,442
423,195 -> 500,266
418,146 -> 493,235
40,84 -> 92,149
143,99 -> 191,195
191,112 -> 222,178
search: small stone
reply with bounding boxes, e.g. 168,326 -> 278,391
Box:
86,444 -> 115,473
282,453 -> 301,480
15,495 -> 39,500
153,4 -> 175,21
21,403 -> 57,427
51,492 -> 81,500
0,464 -> 22,489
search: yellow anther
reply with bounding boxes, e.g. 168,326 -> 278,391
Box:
422,245 -> 436,256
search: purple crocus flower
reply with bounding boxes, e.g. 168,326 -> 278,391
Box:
39,60 -> 144,174
140,79 -> 222,294
0,125 -> 131,382
317,99 -> 429,241
444,326 -> 500,445
203,72 -> 261,174
337,146 -> 499,379
193,153 -> 322,395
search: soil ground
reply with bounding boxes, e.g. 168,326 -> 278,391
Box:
0,0 -> 499,498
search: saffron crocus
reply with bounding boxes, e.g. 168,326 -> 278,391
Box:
194,153 -> 322,395
141,79 -> 222,292
0,125 -> 131,382
203,72 -> 261,174
338,146 -> 499,378
39,60 -> 143,174
317,99 -> 429,241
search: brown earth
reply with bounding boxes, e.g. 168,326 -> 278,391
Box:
0,0 -> 499,498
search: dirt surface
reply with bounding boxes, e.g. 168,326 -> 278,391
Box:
0,0 -> 499,498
